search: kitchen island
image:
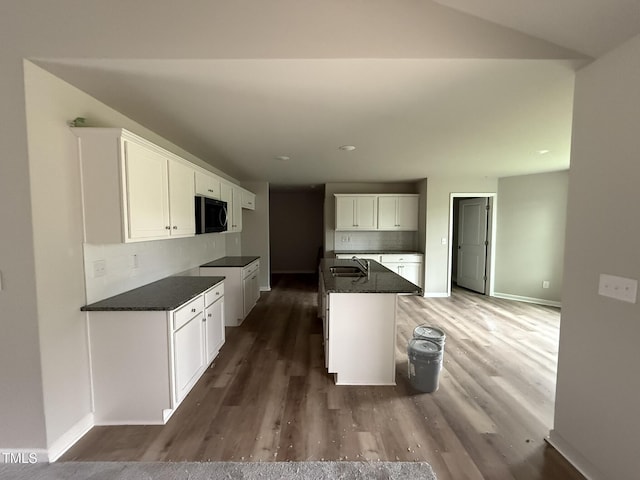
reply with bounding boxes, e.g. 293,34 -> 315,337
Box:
319,258 -> 421,385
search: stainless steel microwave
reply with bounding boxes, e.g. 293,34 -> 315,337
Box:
195,196 -> 228,234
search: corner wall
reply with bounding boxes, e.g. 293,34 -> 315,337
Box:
425,176 -> 498,296
241,181 -> 271,289
550,34 -> 640,480
494,171 -> 568,304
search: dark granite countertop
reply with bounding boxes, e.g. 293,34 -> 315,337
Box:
200,256 -> 260,268
81,276 -> 225,311
334,251 -> 423,256
321,259 -> 422,294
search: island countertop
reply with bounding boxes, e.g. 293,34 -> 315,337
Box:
320,258 -> 422,295
81,276 -> 225,311
200,256 -> 260,268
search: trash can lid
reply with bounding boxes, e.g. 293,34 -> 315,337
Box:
414,325 -> 446,341
408,339 -> 442,358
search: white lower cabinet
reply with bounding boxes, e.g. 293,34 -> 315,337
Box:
380,254 -> 423,288
204,284 -> 225,364
88,282 -> 224,425
173,312 -> 204,405
200,259 -> 260,326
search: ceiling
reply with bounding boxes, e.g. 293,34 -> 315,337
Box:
35,1 -> 640,188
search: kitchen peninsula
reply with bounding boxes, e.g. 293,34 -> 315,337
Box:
82,276 -> 225,425
318,258 -> 421,385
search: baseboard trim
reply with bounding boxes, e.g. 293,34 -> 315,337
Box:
425,292 -> 448,298
493,292 -> 561,308
260,287 -> 271,292
0,449 -> 48,464
546,430 -> 604,480
47,412 -> 94,462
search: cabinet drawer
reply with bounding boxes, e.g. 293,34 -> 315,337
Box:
173,295 -> 204,331
380,253 -> 423,263
204,282 -> 224,306
242,260 -> 260,279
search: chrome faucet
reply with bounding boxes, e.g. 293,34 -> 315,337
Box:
352,256 -> 370,276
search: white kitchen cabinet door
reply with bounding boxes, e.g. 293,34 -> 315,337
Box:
231,186 -> 243,232
241,190 -> 256,210
220,183 -> 242,232
377,195 -> 419,231
204,298 -> 225,364
173,315 -> 204,404
382,261 -> 423,287
335,195 -> 377,230
168,159 -> 196,237
124,140 -> 171,240
195,171 -> 221,199
242,269 -> 260,317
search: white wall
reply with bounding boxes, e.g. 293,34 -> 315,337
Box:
241,181 -> 271,289
425,176 -> 498,295
0,60 -> 48,453
549,34 -> 640,480
494,171 -> 568,304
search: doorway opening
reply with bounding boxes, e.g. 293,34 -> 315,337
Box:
447,193 -> 496,297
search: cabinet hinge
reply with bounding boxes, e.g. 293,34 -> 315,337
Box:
484,240 -> 489,246
485,204 -> 490,211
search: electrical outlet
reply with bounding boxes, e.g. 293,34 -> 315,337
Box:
129,254 -> 139,269
93,260 -> 106,278
542,280 -> 550,289
598,273 -> 638,304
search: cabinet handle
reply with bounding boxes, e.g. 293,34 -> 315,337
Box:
191,308 -> 196,313
216,292 -> 220,295
173,226 -> 178,229
202,317 -> 206,322
208,313 -> 212,317
165,226 -> 171,230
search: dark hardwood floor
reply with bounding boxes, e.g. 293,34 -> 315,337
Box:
61,274 -> 584,480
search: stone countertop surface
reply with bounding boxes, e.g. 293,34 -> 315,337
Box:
81,276 -> 225,311
321,259 -> 422,295
334,251 -> 423,256
200,256 -> 260,268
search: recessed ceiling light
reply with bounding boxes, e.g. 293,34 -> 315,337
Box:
537,149 -> 550,155
339,145 -> 356,151
275,155 -> 291,161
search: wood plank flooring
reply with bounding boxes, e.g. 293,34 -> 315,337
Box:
61,274 -> 584,480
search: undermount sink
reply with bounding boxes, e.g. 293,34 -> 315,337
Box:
330,266 -> 366,277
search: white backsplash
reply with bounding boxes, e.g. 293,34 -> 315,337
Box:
333,231 -> 418,252
84,233 -> 228,304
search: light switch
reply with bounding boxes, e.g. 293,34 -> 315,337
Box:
598,274 -> 637,304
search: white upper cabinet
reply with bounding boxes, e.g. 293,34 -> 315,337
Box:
241,190 -> 256,210
194,171 -> 221,199
124,140 -> 171,240
73,128 -> 196,243
73,128 -> 253,243
335,195 -> 378,231
231,186 -> 243,232
377,195 -> 419,231
220,182 -> 242,233
167,159 -> 196,237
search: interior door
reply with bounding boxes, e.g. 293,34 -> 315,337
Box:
457,197 -> 489,293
